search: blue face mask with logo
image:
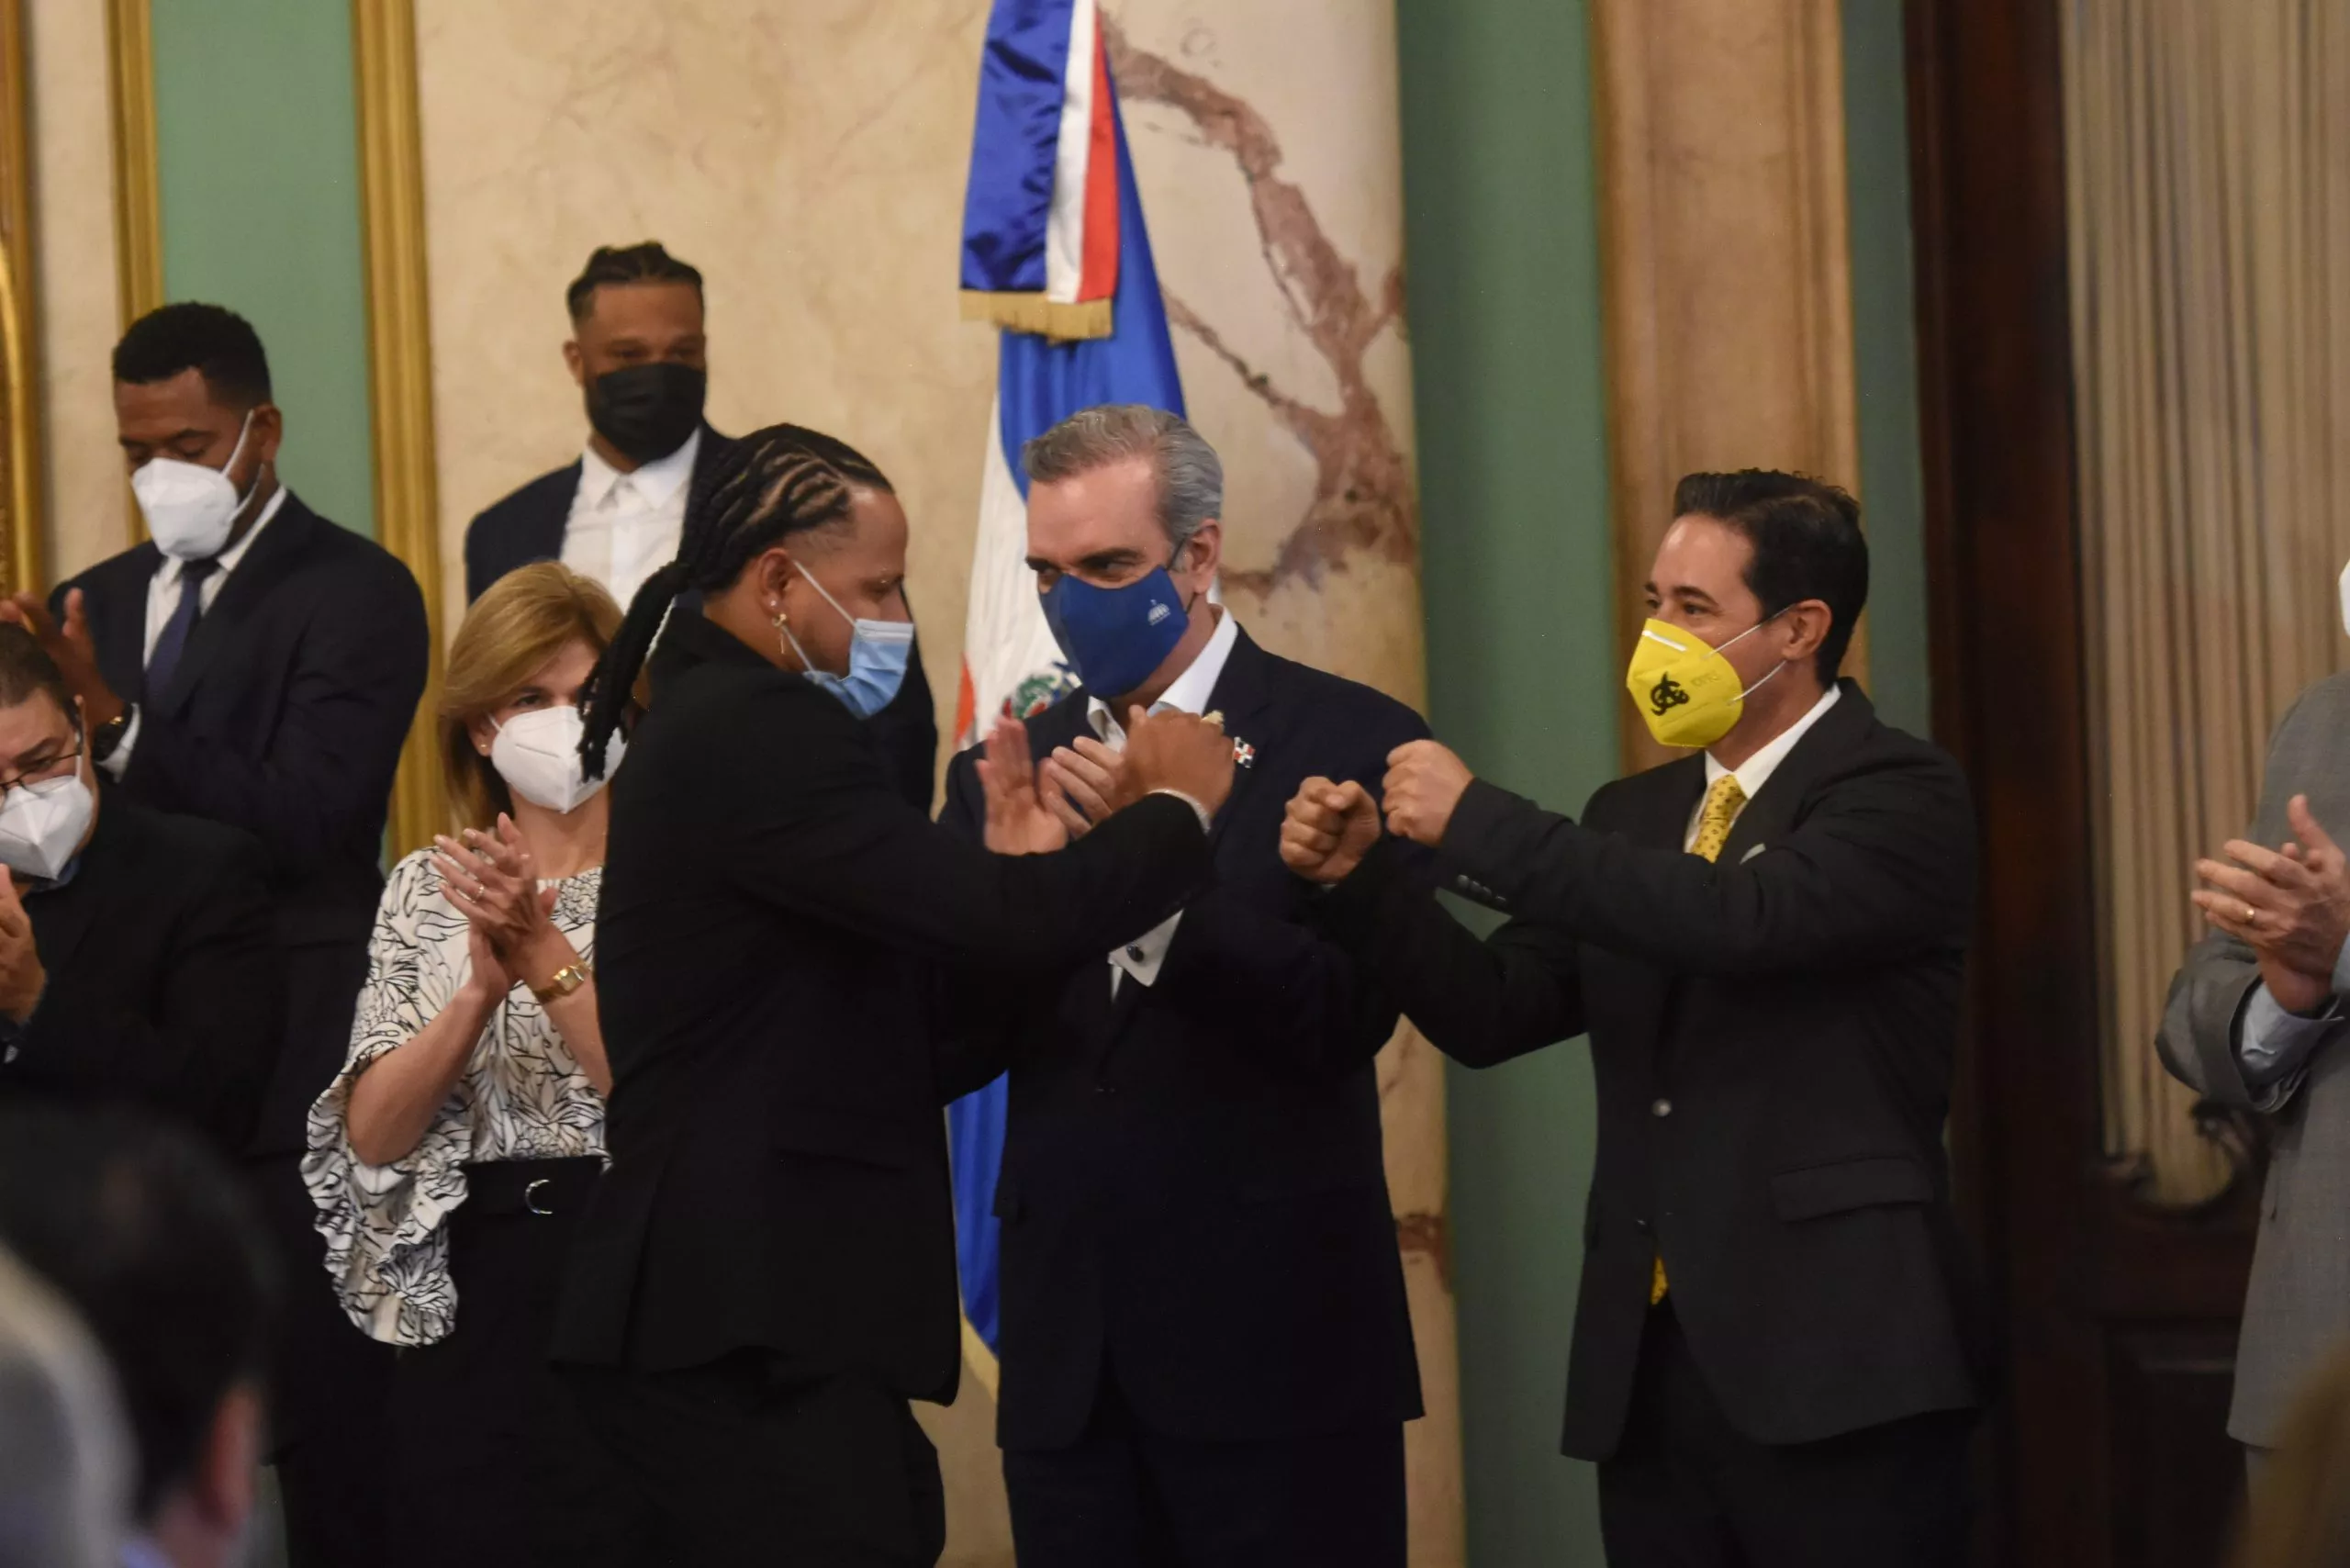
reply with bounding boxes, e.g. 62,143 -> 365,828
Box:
781,569 -> 914,719
1039,563 -> 1192,700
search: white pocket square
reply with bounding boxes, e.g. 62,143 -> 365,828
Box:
1740,843 -> 1767,864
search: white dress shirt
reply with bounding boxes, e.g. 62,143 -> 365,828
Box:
560,429 -> 699,610
104,484 -> 293,781
1683,684 -> 1842,851
1086,607 -> 1240,994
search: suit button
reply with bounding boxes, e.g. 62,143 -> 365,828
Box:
1094,1083 -> 1116,1096
1125,946 -> 1146,963
1635,1217 -> 1651,1235
1651,1098 -> 1673,1118
1,1045 -> 13,1065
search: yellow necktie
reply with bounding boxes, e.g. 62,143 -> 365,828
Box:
1652,774 -> 1748,1306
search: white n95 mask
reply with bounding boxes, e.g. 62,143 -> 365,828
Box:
0,759 -> 94,882
131,410 -> 258,562
489,705 -> 621,815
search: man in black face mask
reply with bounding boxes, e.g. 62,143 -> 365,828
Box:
464,242 -> 939,809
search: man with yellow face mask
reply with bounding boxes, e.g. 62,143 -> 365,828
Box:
1279,470 -> 1986,1568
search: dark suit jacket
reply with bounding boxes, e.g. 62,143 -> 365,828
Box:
56,493 -> 429,1157
1309,681 -> 1986,1459
553,611 -> 1213,1403
938,628 -> 1427,1450
463,427 -> 940,812
0,797 -> 281,1158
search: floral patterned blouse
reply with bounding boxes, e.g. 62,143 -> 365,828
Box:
303,848 -> 605,1347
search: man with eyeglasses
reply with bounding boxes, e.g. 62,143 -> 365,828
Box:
0,622 -> 280,1157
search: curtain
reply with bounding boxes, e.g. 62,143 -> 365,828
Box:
2062,0 -> 2350,1204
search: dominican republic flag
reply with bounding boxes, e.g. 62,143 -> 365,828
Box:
948,0 -> 1185,1364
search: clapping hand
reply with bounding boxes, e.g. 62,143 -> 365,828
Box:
0,590 -> 124,727
1281,778 -> 1382,885
1039,736 -> 1127,841
976,718 -> 1067,856
435,814 -> 561,974
2195,795 -> 2350,968
0,875 -> 46,1024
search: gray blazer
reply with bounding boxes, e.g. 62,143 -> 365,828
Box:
2157,671 -> 2350,1447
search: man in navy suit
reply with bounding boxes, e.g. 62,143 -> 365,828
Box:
6,301 -> 427,1568
465,241 -> 937,807
940,405 -> 1423,1568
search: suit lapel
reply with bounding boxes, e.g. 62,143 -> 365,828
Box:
1069,628 -> 1276,1044
1200,629 -> 1273,856
524,462 -> 582,562
1715,680 -> 1875,868
151,497 -> 317,719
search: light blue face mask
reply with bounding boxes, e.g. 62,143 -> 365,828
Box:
781,568 -> 913,719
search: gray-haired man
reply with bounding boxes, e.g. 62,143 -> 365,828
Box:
2160,671 -> 2350,1470
939,405 -> 1427,1566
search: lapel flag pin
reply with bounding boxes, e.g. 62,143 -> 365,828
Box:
1232,739 -> 1255,768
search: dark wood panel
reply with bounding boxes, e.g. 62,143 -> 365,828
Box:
2105,1327 -> 2247,1568
1904,0 -> 2258,1562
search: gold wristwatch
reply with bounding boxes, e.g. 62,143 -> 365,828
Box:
529,961 -> 591,1005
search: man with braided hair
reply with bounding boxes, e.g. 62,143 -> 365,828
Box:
553,425 -> 1237,1562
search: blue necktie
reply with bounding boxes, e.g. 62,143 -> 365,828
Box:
145,558 -> 219,697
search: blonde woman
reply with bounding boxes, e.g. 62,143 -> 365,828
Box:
305,563 -> 640,1565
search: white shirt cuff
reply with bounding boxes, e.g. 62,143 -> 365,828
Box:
100,705 -> 140,781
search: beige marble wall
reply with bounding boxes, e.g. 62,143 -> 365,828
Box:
412,0 -> 998,646
27,0 -> 129,579
413,3 -> 1455,1561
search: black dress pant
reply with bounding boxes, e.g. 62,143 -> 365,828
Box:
1598,1305 -> 1975,1568
388,1157 -> 644,1568
252,1150 -> 394,1568
563,1352 -> 946,1566
1002,1363 -> 1407,1568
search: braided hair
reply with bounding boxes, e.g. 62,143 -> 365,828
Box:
578,422 -> 894,778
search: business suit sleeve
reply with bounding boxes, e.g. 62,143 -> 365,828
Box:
1304,835 -> 1585,1068
2157,680 -> 2350,1111
1435,750 -> 1975,980
24,841 -> 281,1152
119,559 -> 429,875
727,684 -> 1211,973
1150,705 -> 1435,1076
929,745 -> 1033,1101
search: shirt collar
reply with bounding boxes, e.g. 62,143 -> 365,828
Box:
156,484 -> 289,589
1087,607 -> 1240,739
579,428 -> 700,512
1705,683 -> 1841,801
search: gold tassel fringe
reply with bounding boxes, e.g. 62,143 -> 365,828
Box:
960,289 -> 1114,342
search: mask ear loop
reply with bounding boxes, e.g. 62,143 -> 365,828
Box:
218,409 -> 264,524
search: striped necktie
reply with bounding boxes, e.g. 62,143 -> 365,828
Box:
1651,773 -> 1748,1307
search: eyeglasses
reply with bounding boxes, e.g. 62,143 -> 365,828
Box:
0,744 -> 82,793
